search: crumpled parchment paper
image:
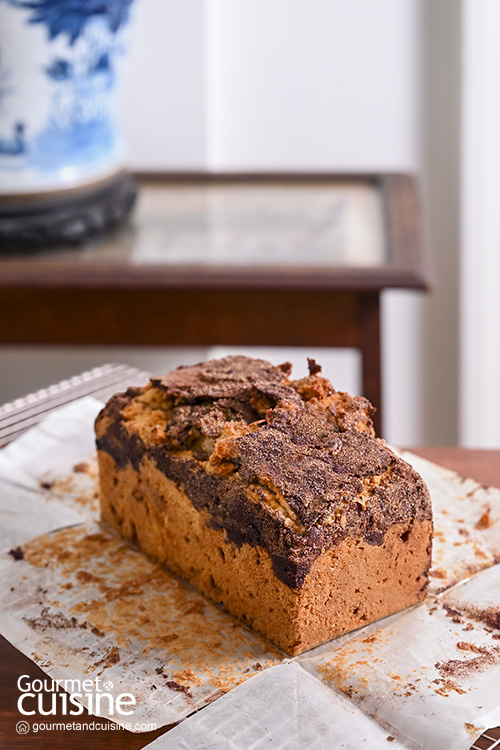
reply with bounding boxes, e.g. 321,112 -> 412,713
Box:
0,399 -> 499,748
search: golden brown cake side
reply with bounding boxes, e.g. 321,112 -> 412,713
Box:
96,356 -> 432,655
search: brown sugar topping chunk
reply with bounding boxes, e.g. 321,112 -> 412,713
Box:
152,355 -> 301,410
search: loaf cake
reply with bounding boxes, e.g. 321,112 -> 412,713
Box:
95,356 -> 432,655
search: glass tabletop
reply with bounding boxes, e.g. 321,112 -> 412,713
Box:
127,180 -> 386,268
0,173 -> 429,291
18,178 -> 386,269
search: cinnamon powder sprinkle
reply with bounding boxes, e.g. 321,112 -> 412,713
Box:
435,647 -> 500,678
21,524 -> 281,695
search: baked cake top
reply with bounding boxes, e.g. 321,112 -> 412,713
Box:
96,355 -> 432,588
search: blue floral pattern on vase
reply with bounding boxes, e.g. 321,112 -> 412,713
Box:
18,0 -> 134,41
0,122 -> 25,155
0,0 -> 136,191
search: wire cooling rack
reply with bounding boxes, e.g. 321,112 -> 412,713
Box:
471,727 -> 500,750
0,363 -> 149,448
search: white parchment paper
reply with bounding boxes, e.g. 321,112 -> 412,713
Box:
0,400 -> 499,747
142,663 -> 406,750
0,522 -> 283,728
0,397 -> 103,493
299,565 -> 500,750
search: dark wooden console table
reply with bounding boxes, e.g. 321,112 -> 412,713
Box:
0,173 -> 430,436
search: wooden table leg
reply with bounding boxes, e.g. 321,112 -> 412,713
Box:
359,293 -> 382,437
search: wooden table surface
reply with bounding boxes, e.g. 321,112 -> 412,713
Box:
1,446 -> 498,750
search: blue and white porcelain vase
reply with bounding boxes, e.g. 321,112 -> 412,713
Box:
0,0 -> 138,248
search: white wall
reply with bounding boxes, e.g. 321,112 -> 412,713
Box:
206,0 -> 419,170
122,0 -> 420,174
122,0 -> 209,168
1,0 -> 462,447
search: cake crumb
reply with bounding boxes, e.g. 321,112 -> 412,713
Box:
307,358 -> 322,376
430,568 -> 447,579
95,646 -> 120,669
166,680 -> 192,697
8,546 -> 24,561
443,604 -> 463,623
277,361 -> 293,377
475,508 -> 494,529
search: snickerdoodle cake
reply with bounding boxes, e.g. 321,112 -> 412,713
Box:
95,355 -> 432,655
